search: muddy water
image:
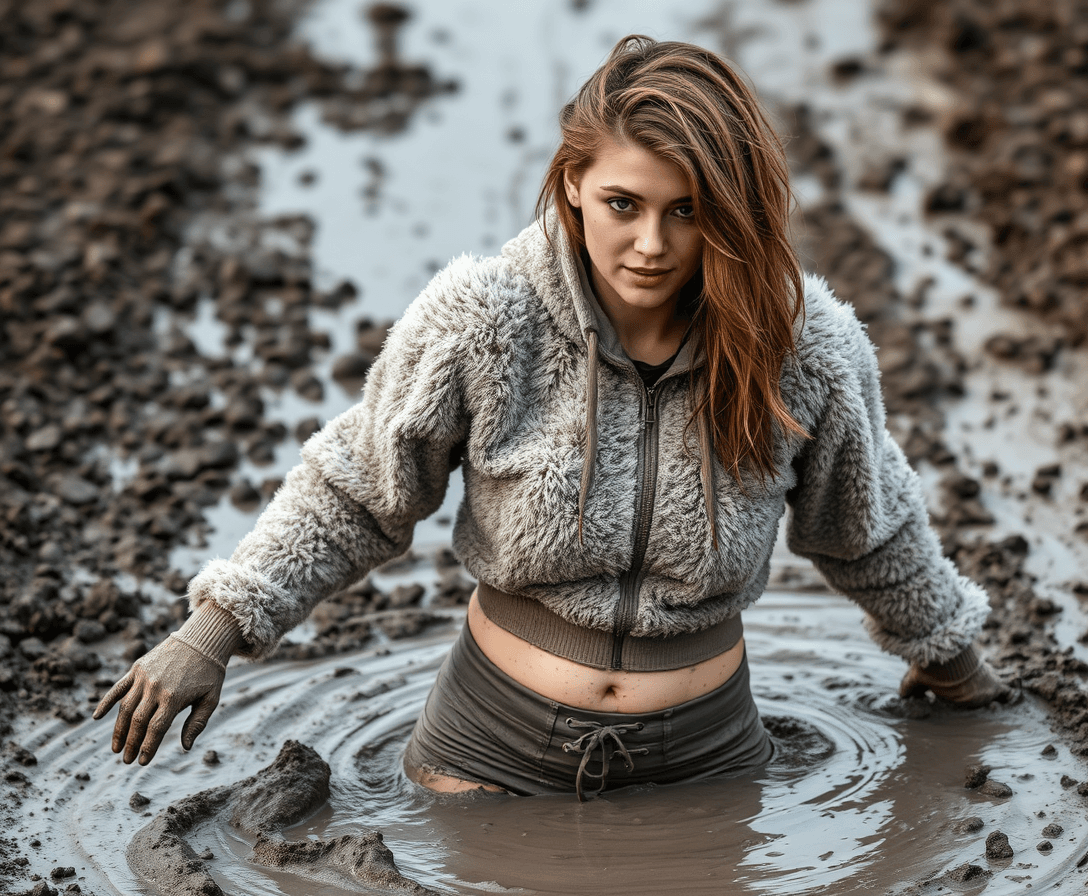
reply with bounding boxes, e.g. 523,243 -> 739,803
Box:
23,589 -> 1088,895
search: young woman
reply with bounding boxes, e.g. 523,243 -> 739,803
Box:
95,36 -> 1009,799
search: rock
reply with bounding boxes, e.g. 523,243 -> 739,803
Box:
130,791 -> 151,810
978,779 -> 1013,798
985,830 -> 1013,860
229,479 -> 262,511
26,425 -> 63,452
6,743 -> 37,766
964,763 -> 990,788
53,475 -> 99,506
82,302 -> 117,335
294,416 -> 322,443
1037,840 -> 1053,853
954,815 -> 984,834
48,868 -> 75,881
291,370 -> 324,402
331,352 -> 374,384
945,863 -> 990,883
72,619 -> 107,644
19,638 -> 48,662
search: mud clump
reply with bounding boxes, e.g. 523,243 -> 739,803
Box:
128,740 -> 331,896
954,816 -> 984,834
984,830 -> 1013,860
963,763 -> 989,789
253,831 -> 440,895
977,779 -> 1013,799
945,862 -> 991,883
127,739 -> 434,896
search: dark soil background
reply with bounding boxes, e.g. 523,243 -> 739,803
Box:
1,0 -> 1087,892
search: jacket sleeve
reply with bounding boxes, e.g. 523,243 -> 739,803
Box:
784,288 -> 991,666
186,260 -> 485,658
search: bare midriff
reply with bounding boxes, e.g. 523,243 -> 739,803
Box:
410,591 -> 745,793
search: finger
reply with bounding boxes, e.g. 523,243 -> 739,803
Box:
111,680 -> 145,754
181,689 -> 220,751
139,705 -> 176,766
93,672 -> 135,720
898,672 -> 929,699
123,698 -> 158,765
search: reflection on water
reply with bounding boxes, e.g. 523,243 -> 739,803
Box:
20,592 -> 1088,895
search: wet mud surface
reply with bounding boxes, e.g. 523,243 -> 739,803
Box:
2,0 -> 1088,893
13,598 -> 1088,895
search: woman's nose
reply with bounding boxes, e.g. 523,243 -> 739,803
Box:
635,217 -> 666,257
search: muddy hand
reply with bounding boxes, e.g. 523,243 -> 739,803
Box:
899,646 -> 1014,709
93,602 -> 243,765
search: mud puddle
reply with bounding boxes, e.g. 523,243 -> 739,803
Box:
5,0 -> 1088,892
14,590 -> 1088,896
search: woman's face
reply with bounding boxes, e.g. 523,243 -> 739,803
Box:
564,136 -> 704,321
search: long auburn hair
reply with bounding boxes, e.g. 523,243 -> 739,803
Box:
536,35 -> 809,483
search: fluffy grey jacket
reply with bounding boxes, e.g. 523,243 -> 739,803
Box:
188,218 -> 991,666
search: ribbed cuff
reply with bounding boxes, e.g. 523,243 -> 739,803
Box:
174,602 -> 245,667
922,646 -> 981,684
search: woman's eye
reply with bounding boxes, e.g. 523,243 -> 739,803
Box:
607,198 -> 633,212
674,205 -> 695,219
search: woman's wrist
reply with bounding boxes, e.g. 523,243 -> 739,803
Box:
920,645 -> 981,685
172,602 -> 245,667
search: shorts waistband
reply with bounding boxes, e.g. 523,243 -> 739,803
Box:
476,581 -> 743,672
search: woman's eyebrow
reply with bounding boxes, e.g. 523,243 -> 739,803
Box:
598,184 -> 693,203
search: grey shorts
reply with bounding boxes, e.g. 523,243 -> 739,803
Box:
403,624 -> 773,798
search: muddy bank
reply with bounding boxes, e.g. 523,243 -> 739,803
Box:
878,0 -> 1088,346
0,0 -> 464,887
777,0 -> 1088,755
870,0 -> 1088,749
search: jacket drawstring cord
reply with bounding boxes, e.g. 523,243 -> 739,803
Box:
697,380 -> 719,550
577,328 -> 599,545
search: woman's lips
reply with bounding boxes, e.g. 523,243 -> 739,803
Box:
625,266 -> 672,278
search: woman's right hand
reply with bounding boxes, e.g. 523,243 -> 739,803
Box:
93,601 -> 243,765
93,636 -> 226,765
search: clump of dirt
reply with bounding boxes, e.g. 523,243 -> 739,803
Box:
985,830 -> 1014,860
253,830 -> 440,895
127,740 -> 331,895
126,739 -> 435,896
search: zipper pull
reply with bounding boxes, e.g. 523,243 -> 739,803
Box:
644,386 -> 657,426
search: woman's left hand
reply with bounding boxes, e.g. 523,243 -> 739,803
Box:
899,650 -> 1014,708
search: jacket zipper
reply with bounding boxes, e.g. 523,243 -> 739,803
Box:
611,381 -> 661,670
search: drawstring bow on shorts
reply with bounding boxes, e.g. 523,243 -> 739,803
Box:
561,718 -> 650,802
